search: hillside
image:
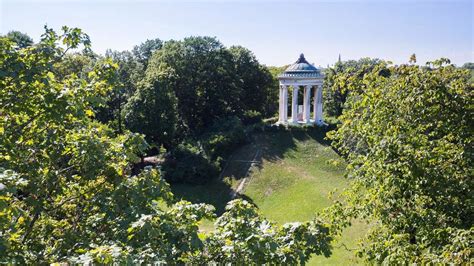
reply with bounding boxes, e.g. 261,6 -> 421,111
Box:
171,127 -> 369,265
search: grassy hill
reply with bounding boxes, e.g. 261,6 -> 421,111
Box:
171,127 -> 368,265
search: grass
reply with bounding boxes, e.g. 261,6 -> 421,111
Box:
171,127 -> 368,265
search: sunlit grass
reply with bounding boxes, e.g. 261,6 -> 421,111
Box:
171,128 -> 368,264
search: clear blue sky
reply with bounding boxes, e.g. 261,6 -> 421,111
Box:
1,0 -> 472,66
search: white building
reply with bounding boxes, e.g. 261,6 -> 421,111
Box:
277,54 -> 324,126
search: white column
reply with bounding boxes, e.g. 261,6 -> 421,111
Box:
303,85 -> 311,123
282,85 -> 288,123
314,85 -> 323,125
291,85 -> 299,123
313,85 -> 318,122
278,84 -> 283,122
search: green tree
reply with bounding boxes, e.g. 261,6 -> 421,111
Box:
205,200 -> 332,264
97,50 -> 145,132
323,58 -> 386,118
462,62 -> 474,69
122,76 -> 178,149
267,65 -> 288,79
54,52 -> 96,80
229,46 -> 277,117
462,62 -> 474,84
148,37 -> 242,134
132,38 -> 163,67
5,30 -> 33,48
0,26 -> 203,263
326,59 -> 473,264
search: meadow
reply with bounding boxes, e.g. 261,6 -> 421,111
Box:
171,127 -> 369,264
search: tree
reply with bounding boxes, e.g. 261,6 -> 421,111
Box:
205,200 -> 332,264
5,30 -> 33,48
326,59 -> 473,264
228,46 -> 277,117
132,38 -> 163,67
148,37 -> 242,134
462,62 -> 474,84
462,62 -> 474,69
0,26 -> 202,264
54,52 -> 96,80
122,76 -> 178,149
323,58 -> 386,118
97,50 -> 145,132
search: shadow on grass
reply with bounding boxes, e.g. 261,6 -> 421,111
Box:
171,178 -> 256,215
170,125 -> 336,216
258,124 -> 334,162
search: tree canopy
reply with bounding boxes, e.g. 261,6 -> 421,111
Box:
4,31 -> 34,48
122,76 -> 178,149
147,37 -> 275,135
132,38 -> 163,67
326,59 -> 473,264
323,58 -> 386,118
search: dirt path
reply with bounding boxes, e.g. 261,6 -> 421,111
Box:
229,149 -> 261,198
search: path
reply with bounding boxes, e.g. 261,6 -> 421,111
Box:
229,149 -> 261,198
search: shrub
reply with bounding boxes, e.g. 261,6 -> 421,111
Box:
241,110 -> 262,125
162,143 -> 219,184
202,116 -> 246,161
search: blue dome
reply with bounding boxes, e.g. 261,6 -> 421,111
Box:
278,54 -> 322,79
285,54 -> 318,72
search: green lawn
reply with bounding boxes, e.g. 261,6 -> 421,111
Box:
171,127 -> 368,265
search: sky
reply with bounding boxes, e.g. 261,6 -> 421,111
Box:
1,0 -> 473,67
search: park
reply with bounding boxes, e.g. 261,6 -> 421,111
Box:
1,1 -> 472,264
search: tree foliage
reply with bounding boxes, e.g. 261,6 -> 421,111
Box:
53,52 -> 96,80
122,76 -> 178,149
4,31 -> 34,48
93,39 -> 161,133
132,38 -> 163,67
95,50 -> 145,132
323,58 -> 386,118
327,59 -> 473,264
228,46 -> 276,117
1,25 -> 154,263
147,37 -> 241,133
147,37 -> 276,135
462,62 -> 474,84
205,200 -> 332,264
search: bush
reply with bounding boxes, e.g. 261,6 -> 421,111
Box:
241,110 -> 262,125
162,143 -> 219,184
202,116 -> 246,161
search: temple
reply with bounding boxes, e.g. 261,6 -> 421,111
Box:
277,54 -> 324,125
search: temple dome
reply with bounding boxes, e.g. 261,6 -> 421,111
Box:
285,54 -> 318,72
278,53 -> 322,79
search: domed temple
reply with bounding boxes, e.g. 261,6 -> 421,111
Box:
277,54 -> 324,125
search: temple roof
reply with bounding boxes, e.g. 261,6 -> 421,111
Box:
278,54 -> 322,79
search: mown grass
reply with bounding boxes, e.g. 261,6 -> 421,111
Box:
171,127 -> 368,265
242,129 -> 367,265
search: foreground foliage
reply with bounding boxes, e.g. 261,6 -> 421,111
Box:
327,59 -> 473,264
0,26 -> 333,264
